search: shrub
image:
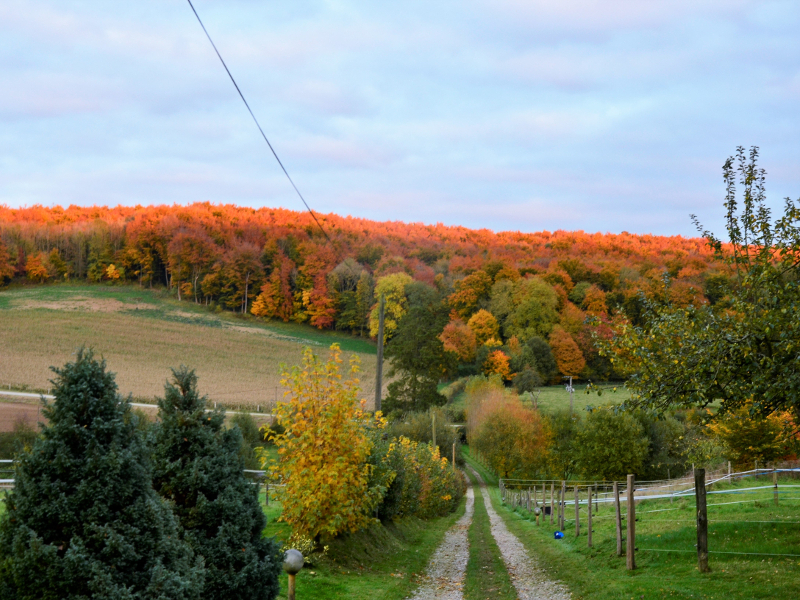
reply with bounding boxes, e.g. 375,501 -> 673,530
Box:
0,349 -> 203,600
229,411 -> 264,469
707,404 -> 795,467
387,407 -> 462,466
574,407 -> 649,480
513,367 -> 542,393
0,419 -> 37,459
151,367 -> 281,600
470,400 -> 550,479
268,345 -> 386,544
546,409 -> 581,480
376,436 -> 465,521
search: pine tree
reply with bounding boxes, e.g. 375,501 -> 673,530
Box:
150,367 -> 280,600
0,349 -> 204,600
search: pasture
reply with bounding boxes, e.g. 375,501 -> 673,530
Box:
474,454 -> 800,599
0,284 -> 385,410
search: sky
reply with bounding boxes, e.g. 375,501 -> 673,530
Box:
0,0 -> 798,237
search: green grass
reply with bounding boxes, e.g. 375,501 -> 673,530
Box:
447,380 -> 625,416
463,467 -> 517,600
463,451 -> 800,600
260,493 -> 467,599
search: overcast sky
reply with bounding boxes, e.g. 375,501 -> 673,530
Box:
1,0 -> 798,237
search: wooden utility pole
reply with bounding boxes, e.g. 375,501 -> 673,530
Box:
695,468 -> 709,573
626,474 -> 635,570
614,481 -> 622,557
560,481 -> 567,531
374,294 -> 385,413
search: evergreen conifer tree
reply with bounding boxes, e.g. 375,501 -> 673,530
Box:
0,349 -> 204,600
150,367 -> 280,600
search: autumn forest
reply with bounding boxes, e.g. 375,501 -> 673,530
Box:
0,202 -> 727,393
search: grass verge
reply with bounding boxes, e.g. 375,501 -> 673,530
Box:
260,493 -> 466,600
463,468 -> 517,600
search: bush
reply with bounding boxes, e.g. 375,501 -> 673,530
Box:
229,412 -> 264,469
470,397 -> 551,479
574,407 -> 649,480
0,349 -> 204,599
151,367 -> 281,600
707,404 -> 795,467
374,436 -> 465,521
387,407 -> 462,466
0,419 -> 37,459
546,409 -> 581,480
513,367 -> 542,393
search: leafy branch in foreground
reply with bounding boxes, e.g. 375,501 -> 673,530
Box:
599,147 -> 800,418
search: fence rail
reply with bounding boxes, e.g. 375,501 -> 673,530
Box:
497,465 -> 800,572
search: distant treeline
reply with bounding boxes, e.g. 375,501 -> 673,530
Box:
0,203 -> 730,382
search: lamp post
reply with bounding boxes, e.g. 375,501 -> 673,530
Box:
283,549 -> 304,600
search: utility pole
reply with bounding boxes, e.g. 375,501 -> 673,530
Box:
563,375 -> 575,414
374,294 -> 386,413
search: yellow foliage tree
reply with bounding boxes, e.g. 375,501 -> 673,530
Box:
268,344 -> 384,543
707,404 -> 794,466
369,272 -> 413,341
467,309 -> 500,345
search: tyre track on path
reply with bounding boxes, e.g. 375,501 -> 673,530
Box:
468,466 -> 571,600
407,482 -> 475,600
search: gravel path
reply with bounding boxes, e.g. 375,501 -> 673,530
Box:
407,483 -> 475,600
468,466 -> 571,600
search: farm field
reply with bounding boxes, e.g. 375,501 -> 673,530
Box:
464,450 -> 800,600
0,284 -> 385,410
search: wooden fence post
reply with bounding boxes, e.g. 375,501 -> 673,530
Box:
550,482 -> 555,526
560,481 -> 566,531
626,474 -> 635,570
774,469 -> 779,506
587,486 -> 593,548
614,481 -> 622,557
695,468 -> 709,573
265,481 -> 269,506
574,485 -> 580,537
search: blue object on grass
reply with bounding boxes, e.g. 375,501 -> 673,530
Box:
554,531 -> 564,539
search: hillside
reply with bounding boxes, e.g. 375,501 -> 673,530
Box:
0,284 -> 384,409
0,203 -> 730,386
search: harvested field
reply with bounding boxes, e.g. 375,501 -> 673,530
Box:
0,285 -> 387,409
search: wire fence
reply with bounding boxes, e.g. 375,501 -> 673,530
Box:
497,465 -> 800,568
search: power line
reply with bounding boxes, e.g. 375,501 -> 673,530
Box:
184,0 -> 333,246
